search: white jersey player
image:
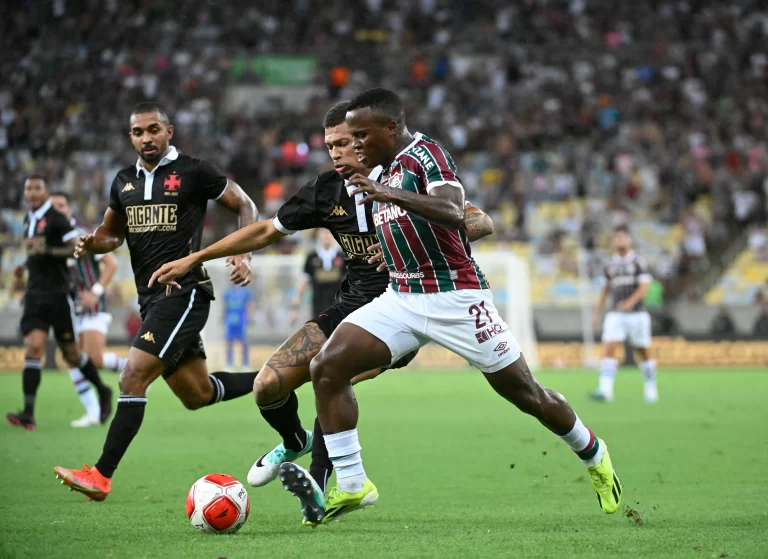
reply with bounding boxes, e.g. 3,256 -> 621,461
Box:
592,225 -> 658,403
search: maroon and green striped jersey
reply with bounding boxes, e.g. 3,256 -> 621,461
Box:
70,223 -> 107,315
372,133 -> 489,293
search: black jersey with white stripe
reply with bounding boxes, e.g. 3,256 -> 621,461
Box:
273,168 -> 389,306
603,251 -> 652,312
23,199 -> 78,293
108,147 -> 228,309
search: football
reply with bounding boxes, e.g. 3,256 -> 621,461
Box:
186,473 -> 250,534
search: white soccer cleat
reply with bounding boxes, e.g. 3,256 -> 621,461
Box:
644,383 -> 658,404
247,429 -> 313,487
71,415 -> 101,428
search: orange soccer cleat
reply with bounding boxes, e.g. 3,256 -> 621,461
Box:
54,464 -> 111,501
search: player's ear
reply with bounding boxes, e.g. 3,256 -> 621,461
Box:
167,124 -> 174,140
386,120 -> 398,136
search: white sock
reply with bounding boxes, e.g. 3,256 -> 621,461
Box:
640,359 -> 658,400
324,429 -> 367,493
559,416 -> 605,467
69,368 -> 100,420
102,352 -> 127,372
599,358 -> 618,397
639,360 -> 656,384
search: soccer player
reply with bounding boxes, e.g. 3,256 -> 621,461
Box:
6,175 -> 112,431
54,102 -> 260,501
591,225 -> 657,403
50,192 -> 126,427
292,229 -> 346,321
281,88 -> 623,525
148,101 -> 494,520
222,284 -> 252,370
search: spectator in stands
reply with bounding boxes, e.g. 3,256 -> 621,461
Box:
752,302 -> 768,340
711,305 -> 737,341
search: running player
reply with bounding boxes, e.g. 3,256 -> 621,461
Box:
591,225 -> 657,403
148,101 -> 494,519
281,88 -> 622,525
222,284 -> 252,370
50,192 -> 126,427
53,102 -> 260,501
6,175 -> 112,431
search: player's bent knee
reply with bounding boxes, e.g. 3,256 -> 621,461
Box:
179,394 -> 207,411
254,367 -> 282,406
118,364 -> 151,395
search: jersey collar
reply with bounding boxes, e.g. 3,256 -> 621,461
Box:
29,199 -> 52,221
135,145 -> 179,177
612,250 -> 636,264
392,132 -> 423,163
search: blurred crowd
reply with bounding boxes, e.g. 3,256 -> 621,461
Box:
3,0 -> 768,304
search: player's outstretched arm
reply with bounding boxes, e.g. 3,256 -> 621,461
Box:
148,220 -> 285,289
214,180 -> 259,286
349,174 -> 464,229
74,208 -> 126,258
463,203 -> 494,241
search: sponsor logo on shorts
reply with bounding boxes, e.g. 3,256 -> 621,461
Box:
389,270 -> 425,280
141,331 -> 156,343
494,341 -> 511,357
475,323 -> 508,344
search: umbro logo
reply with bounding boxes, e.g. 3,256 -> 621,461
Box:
141,331 -> 156,343
330,206 -> 348,217
122,183 -> 135,192
494,342 -> 507,352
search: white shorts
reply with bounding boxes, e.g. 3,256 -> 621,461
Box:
601,311 -> 651,348
342,288 -> 521,373
75,312 -> 113,336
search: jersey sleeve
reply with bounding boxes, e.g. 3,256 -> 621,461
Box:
636,257 -> 652,283
417,142 -> 464,193
52,212 -> 78,244
108,176 -> 124,214
195,159 -> 229,201
273,172 -> 339,235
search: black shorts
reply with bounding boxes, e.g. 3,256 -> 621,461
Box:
133,289 -> 210,378
20,291 -> 77,344
310,296 -> 418,371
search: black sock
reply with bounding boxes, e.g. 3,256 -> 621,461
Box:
79,354 -> 107,392
95,396 -> 147,478
22,359 -> 42,416
206,371 -> 258,405
309,416 -> 333,492
258,391 -> 306,452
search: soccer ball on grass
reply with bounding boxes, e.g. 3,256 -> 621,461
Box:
186,473 -> 250,534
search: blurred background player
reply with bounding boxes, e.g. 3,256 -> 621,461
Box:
291,229 -> 345,323
222,284 -> 252,370
592,225 -> 657,403
51,192 -> 126,427
7,175 -> 112,431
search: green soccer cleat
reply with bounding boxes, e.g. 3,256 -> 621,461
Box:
321,479 -> 379,524
587,438 -> 622,514
278,462 -> 326,527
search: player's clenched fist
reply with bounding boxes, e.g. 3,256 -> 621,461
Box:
74,234 -> 94,259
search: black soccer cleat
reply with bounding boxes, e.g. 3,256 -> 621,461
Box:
278,462 -> 326,527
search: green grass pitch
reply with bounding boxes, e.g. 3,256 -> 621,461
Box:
1,368 -> 767,558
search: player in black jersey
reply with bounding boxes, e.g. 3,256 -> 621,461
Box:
54,103 -> 260,501
7,174 -> 112,431
149,101 -> 494,518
